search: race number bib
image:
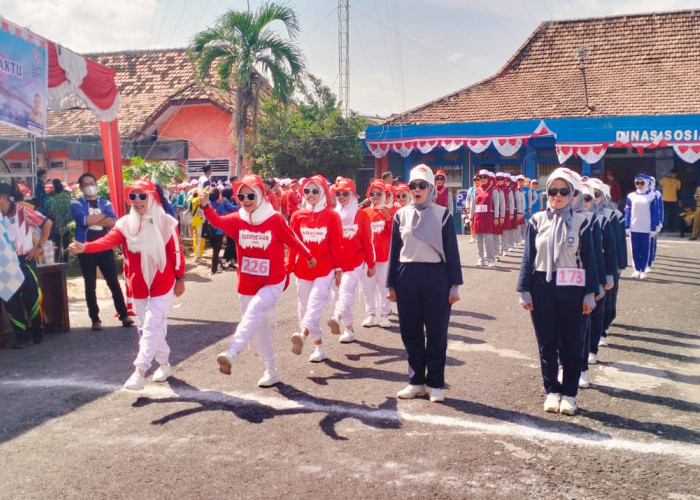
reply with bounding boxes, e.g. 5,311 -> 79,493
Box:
475,204 -> 488,213
556,267 -> 585,286
240,256 -> 270,276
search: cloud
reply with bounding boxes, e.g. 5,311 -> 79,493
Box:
445,52 -> 464,63
2,0 -> 157,53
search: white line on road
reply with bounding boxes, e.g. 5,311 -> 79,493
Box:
2,377 -> 699,462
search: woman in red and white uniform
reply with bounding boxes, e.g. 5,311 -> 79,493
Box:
200,175 -> 315,387
327,178 -> 376,343
395,183 -> 410,208
361,179 -> 394,328
288,175 -> 344,362
434,169 -> 454,215
69,179 -> 185,391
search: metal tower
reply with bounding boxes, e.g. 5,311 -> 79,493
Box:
338,0 -> 349,117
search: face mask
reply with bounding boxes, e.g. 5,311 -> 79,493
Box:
83,185 -> 97,197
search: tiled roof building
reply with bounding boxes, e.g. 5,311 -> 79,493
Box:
386,10 -> 700,126
364,9 -> 700,206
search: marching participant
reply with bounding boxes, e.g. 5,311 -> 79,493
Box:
287,176 -> 344,362
625,175 -> 660,279
517,167 -> 598,415
493,172 -> 507,258
327,178 -> 376,343
361,179 -> 394,327
201,175 -> 315,386
387,164 -> 463,403
395,183 -> 410,208
69,179 -> 185,391
469,170 -> 500,267
434,169 -> 453,214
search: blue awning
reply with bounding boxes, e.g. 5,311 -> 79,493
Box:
364,114 -> 700,164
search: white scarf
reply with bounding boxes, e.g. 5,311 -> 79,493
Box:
336,195 -> 359,226
238,185 -> 277,225
115,195 -> 178,289
305,181 -> 328,213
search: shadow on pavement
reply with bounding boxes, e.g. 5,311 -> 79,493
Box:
606,344 -> 700,364
0,319 -> 232,445
578,408 -> 700,444
592,383 -> 700,414
610,332 -> 699,350
613,323 -> 699,340
133,378 -> 401,441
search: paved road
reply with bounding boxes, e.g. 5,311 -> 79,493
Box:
1,235 -> 699,499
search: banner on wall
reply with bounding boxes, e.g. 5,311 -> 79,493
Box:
0,23 -> 47,136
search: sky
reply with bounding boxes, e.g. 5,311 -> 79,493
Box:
2,0 -> 698,117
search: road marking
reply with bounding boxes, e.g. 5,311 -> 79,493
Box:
3,377 -> 699,461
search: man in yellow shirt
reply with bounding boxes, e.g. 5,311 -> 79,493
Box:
659,169 -> 682,232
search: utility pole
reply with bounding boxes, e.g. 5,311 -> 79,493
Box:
338,0 -> 349,117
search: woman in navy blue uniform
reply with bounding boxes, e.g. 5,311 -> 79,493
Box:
517,167 -> 598,415
387,164 -> 463,403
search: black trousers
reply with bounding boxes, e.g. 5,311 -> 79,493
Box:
223,235 -> 237,263
3,257 -> 43,344
210,233 -> 224,273
529,272 -> 585,397
78,249 -> 128,323
663,201 -> 679,231
395,263 -> 451,388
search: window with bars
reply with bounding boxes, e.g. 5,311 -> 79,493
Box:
186,159 -> 231,179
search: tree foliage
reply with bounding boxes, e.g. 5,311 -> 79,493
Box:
188,2 -> 305,178
251,74 -> 368,180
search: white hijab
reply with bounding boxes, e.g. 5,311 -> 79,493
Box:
336,193 -> 359,226
238,185 -> 277,225
115,194 -> 178,289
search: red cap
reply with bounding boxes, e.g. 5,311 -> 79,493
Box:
395,182 -> 409,193
335,177 -> 358,197
125,178 -> 158,205
435,169 -> 447,178
366,179 -> 387,199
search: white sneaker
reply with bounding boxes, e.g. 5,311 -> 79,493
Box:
379,316 -> 391,328
152,364 -> 172,382
468,237 -> 475,243
598,337 -> 608,347
639,272 -> 647,280
644,266 -> 651,274
543,393 -> 561,413
579,370 -> 590,389
123,371 -> 145,391
362,315 -> 377,327
257,369 -> 280,387
327,317 -> 341,335
291,332 -> 306,355
217,352 -> 235,375
427,386 -> 445,403
557,366 -> 563,385
559,396 -> 578,415
339,329 -> 356,343
397,384 -> 428,399
631,270 -> 640,278
588,352 -> 597,365
487,261 -> 495,268
476,258 -> 484,267
309,345 -> 327,363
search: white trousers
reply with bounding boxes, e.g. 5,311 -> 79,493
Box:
332,263 -> 363,327
229,279 -> 285,370
132,286 -> 175,372
361,260 -> 390,317
297,270 -> 335,341
475,233 -> 496,263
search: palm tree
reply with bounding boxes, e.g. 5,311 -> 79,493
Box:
189,2 -> 305,178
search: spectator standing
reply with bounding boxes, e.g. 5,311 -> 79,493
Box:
658,169 -> 682,232
71,173 -> 133,331
604,170 -> 622,208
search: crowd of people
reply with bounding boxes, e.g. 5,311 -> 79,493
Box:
0,161 -> 696,415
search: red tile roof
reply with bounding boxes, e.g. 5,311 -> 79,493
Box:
386,9 -> 700,126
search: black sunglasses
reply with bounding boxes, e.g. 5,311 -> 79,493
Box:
435,176 -> 446,181
336,191 -> 350,197
409,181 -> 428,190
635,181 -> 645,185
547,187 -> 571,197
477,175 -> 488,180
396,193 -> 408,199
584,195 -> 593,202
128,193 -> 148,201
369,191 -> 384,198
237,193 -> 256,201
304,188 -> 321,195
